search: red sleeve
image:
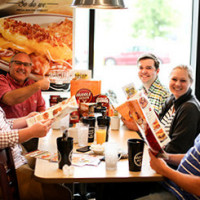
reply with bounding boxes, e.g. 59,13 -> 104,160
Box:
0,75 -> 12,100
36,90 -> 46,112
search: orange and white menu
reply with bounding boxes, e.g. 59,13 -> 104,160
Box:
117,90 -> 170,158
26,95 -> 78,127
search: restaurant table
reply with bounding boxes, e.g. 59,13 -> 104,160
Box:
34,125 -> 164,184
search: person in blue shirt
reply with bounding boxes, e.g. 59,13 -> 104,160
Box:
136,134 -> 200,200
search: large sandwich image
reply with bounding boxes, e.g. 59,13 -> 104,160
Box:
0,15 -> 72,76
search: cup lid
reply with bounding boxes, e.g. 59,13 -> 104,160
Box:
82,116 -> 96,126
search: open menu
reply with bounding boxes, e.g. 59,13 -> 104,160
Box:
50,153 -> 103,166
26,95 -> 78,127
26,150 -> 103,166
117,85 -> 170,158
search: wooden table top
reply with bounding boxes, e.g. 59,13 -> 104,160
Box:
34,125 -> 164,184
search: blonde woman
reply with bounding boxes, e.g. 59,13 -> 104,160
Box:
160,65 -> 200,154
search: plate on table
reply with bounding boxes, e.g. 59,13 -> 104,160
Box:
90,144 -> 105,155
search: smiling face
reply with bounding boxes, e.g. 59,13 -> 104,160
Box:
138,58 -> 160,88
9,53 -> 32,85
169,68 -> 192,99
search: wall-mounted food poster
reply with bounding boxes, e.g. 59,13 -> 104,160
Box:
0,0 -> 73,85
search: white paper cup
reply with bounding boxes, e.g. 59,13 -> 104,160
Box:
111,116 -> 120,130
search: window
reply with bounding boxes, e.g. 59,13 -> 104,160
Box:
74,9 -> 89,70
74,0 -> 194,104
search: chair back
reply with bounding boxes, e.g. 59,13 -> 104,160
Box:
0,147 -> 20,200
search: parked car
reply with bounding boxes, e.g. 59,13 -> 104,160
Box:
104,46 -> 170,65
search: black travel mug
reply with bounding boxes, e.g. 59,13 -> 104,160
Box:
57,136 -> 73,169
82,116 -> 96,142
128,139 -> 144,172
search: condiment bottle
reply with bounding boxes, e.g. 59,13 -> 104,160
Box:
111,110 -> 120,130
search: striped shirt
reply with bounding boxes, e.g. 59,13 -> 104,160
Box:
0,107 -> 27,169
164,134 -> 200,200
160,105 -> 175,136
142,77 -> 170,114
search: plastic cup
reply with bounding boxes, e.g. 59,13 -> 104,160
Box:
77,124 -> 89,147
104,142 -> 119,171
96,126 -> 107,144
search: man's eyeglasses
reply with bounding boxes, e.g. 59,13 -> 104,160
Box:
11,60 -> 32,67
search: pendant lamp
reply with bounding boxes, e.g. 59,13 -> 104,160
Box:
71,0 -> 126,9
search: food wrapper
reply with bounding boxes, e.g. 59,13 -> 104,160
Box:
26,95 -> 78,127
117,91 -> 170,158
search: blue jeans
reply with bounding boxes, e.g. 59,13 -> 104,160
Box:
135,188 -> 177,200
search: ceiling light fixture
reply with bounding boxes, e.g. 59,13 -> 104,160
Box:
71,0 -> 126,9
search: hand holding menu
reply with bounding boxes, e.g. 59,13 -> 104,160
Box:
26,95 -> 78,127
117,84 -> 170,158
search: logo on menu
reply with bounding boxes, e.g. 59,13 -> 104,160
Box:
76,89 -> 93,103
96,95 -> 109,109
134,152 -> 143,167
96,96 -> 109,104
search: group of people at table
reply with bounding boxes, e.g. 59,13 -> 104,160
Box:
0,52 -> 199,200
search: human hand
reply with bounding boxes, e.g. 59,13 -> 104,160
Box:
37,77 -> 50,90
149,149 -> 168,175
30,119 -> 52,138
121,117 -> 139,131
26,112 -> 38,119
